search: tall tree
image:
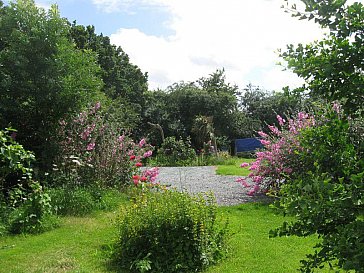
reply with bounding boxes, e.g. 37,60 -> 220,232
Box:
69,23 -> 148,106
281,0 -> 364,115
0,0 -> 104,168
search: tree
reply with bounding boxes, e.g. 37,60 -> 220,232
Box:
69,23 -> 148,106
0,0 -> 105,168
239,84 -> 304,134
281,0 -> 364,115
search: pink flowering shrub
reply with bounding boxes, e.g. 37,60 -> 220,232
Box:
237,112 -> 315,195
55,103 -> 157,188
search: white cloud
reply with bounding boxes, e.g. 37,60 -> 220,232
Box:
110,0 -> 327,91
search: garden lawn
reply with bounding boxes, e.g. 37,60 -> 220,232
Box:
216,157 -> 254,176
0,201 -> 342,273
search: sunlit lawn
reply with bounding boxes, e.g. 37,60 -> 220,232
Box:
0,199 -> 342,273
216,157 -> 254,176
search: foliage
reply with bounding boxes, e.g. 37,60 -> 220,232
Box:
154,136 -> 196,166
0,128 -> 35,192
6,181 -> 58,234
69,23 -> 148,105
112,189 -> 228,273
0,0 -> 105,169
281,0 -> 364,115
144,70 -> 242,147
269,106 -> 364,272
53,103 -> 154,188
239,84 -> 306,134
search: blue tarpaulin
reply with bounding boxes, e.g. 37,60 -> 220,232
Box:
235,138 -> 262,153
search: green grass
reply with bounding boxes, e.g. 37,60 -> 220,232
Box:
216,157 -> 254,176
0,200 -> 342,273
206,203 -> 339,273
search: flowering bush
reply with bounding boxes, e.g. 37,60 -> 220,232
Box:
54,103 -> 156,188
237,112 -> 315,195
270,105 -> 364,272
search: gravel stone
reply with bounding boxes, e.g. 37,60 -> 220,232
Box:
155,166 -> 270,206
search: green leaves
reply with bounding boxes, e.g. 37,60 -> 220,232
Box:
0,128 -> 34,182
282,1 -> 364,116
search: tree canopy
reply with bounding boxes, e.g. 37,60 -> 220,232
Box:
0,0 -> 105,167
281,0 -> 364,115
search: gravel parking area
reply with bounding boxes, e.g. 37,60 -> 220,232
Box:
155,166 -> 270,206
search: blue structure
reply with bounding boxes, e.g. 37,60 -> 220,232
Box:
235,138 -> 262,154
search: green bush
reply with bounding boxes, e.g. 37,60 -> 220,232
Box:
0,128 -> 35,192
112,189 -> 228,273
271,107 -> 364,272
7,182 -> 58,234
155,136 -> 196,166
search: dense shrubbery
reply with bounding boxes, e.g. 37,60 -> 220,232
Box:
271,107 -> 364,272
240,105 -> 364,272
237,111 -> 315,195
112,189 -> 228,273
153,136 -> 197,166
0,129 -> 57,234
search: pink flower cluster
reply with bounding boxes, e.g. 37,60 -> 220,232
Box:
57,102 -> 156,187
237,112 -> 315,196
132,167 -> 159,187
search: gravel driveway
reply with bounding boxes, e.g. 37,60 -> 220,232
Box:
155,166 -> 269,206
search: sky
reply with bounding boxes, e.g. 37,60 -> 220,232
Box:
4,0 -> 359,91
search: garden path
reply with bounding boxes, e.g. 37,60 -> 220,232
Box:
155,166 -> 269,206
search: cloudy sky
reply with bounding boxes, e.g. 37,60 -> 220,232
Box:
6,0 -> 348,90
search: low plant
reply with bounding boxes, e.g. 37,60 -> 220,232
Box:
7,181 -> 58,234
48,186 -> 128,216
112,189 -> 228,273
0,128 -> 57,235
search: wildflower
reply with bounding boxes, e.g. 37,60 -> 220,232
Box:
139,138 -> 146,147
135,162 -> 143,167
140,176 -> 148,182
240,162 -> 250,168
258,131 -> 268,138
143,150 -> 153,158
260,139 -> 270,146
129,155 -> 136,160
268,125 -> 280,135
332,102 -> 341,114
87,142 -> 95,151
277,115 -> 286,126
